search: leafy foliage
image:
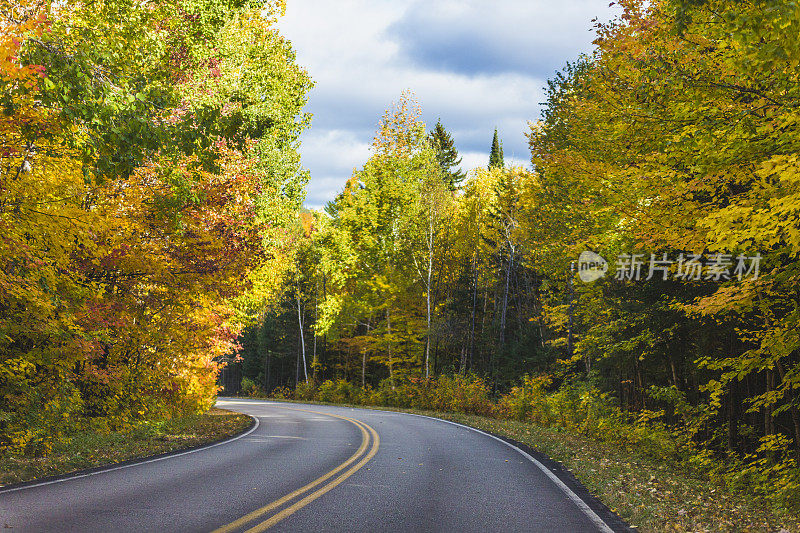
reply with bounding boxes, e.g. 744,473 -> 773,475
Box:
0,0 -> 310,453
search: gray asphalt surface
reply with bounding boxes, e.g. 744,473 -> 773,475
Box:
0,399 -> 626,532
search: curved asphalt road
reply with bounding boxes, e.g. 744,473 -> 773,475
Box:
0,399 -> 629,532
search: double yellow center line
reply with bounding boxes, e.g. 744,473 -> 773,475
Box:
213,408 -> 380,533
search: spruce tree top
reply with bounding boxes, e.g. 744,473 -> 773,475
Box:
428,119 -> 466,190
489,128 -> 504,169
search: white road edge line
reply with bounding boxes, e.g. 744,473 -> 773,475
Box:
360,408 -> 617,533
0,415 -> 260,495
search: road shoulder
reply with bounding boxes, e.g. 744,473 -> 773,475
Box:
0,408 -> 255,492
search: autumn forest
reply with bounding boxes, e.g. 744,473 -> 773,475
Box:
4,0 -> 800,519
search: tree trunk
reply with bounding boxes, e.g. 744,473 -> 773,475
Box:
362,317 -> 371,388
312,278 -> 318,381
322,274 -> 327,382
264,348 -> 271,394
424,208 -> 435,380
295,341 -> 300,387
533,275 -> 545,349
481,290 -> 488,371
469,254 -> 477,373
386,306 -> 394,389
727,381 -> 737,452
764,370 -> 774,436
667,352 -> 678,389
425,255 -> 432,380
499,249 -> 512,350
362,349 -> 367,388
297,294 -> 308,384
776,360 -> 800,460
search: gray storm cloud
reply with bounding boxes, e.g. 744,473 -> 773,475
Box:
278,0 -> 618,208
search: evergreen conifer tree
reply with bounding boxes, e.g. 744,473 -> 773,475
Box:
428,119 -> 466,190
489,128 -> 505,169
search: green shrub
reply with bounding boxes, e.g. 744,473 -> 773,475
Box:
293,380 -> 317,401
317,379 -> 362,404
240,377 -> 257,397
497,374 -> 552,422
428,374 -> 493,415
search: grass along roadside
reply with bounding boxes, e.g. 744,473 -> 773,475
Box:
269,398 -> 799,532
427,412 -> 799,533
0,408 -> 252,488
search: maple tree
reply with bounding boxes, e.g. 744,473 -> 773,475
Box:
1,0 -> 310,452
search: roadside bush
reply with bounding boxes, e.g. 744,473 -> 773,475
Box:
365,379 -> 409,407
353,375 -> 492,414
427,374 -> 493,415
240,377 -> 258,397
317,379 -> 363,404
0,366 -> 84,456
293,381 -> 317,401
724,434 -> 800,513
496,374 -> 552,422
268,386 -> 292,400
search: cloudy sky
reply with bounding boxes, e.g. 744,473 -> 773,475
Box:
277,1 -> 618,209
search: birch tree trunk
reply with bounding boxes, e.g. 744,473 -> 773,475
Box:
386,305 -> 394,389
297,294 -> 308,384
312,277 -> 318,381
362,317 -> 371,388
425,211 -> 434,380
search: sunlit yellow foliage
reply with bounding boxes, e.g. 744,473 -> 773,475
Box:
1,0 -> 310,453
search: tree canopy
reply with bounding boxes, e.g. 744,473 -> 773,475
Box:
1,0 -> 311,452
